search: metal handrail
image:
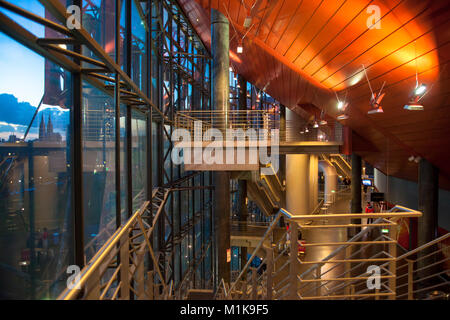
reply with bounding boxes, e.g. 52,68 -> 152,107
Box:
58,201 -> 153,300
397,233 -> 450,261
228,209 -> 286,294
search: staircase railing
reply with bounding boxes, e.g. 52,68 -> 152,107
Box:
223,205 -> 424,300
395,233 -> 450,299
58,188 -> 172,300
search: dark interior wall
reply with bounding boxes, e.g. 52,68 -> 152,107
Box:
374,169 -> 450,231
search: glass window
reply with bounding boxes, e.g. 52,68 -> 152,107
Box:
82,81 -> 116,262
0,33 -> 73,299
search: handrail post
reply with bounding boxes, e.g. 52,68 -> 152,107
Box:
288,220 -> 299,299
136,250 -> 145,299
388,222 -> 397,300
407,259 -> 414,300
251,267 -> 257,299
120,231 -> 130,300
266,247 -> 273,299
315,265 -> 322,297
344,246 -> 351,296
85,267 -> 100,299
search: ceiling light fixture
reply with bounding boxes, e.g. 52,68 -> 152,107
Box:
237,40 -> 243,54
405,43 -> 429,111
363,64 -> 386,115
415,84 -> 427,96
319,109 -> 327,125
335,91 -> 349,120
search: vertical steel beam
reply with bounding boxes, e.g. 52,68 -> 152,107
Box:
114,0 -> 122,230
72,0 -> 84,271
211,8 -> 231,285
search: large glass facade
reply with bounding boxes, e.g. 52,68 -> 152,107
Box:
0,0 -> 213,299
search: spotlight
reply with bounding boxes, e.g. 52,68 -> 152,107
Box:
337,114 -> 349,120
313,121 -> 319,128
364,67 -> 386,115
319,119 -> 327,125
404,104 -> 424,111
305,128 -> 309,133
414,156 -> 421,163
367,106 -> 384,114
244,16 -> 252,28
408,155 -> 415,162
405,84 -> 427,111
229,67 -> 232,72
237,40 -> 243,54
337,101 -> 348,111
414,84 -> 427,96
300,130 -> 304,134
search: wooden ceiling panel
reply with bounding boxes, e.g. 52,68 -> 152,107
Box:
178,0 -> 450,189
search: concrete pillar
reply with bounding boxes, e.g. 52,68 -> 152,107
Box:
211,8 -> 230,284
319,160 -> 337,204
286,154 -> 310,215
418,159 -> 439,246
309,155 -> 319,211
351,153 -> 362,213
285,108 -> 310,215
417,159 -> 439,293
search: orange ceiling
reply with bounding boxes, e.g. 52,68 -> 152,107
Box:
179,0 -> 450,189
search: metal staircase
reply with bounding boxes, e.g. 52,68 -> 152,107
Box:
218,205 -> 449,300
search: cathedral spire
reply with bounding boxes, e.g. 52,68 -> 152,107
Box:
47,114 -> 53,135
39,113 -> 46,140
